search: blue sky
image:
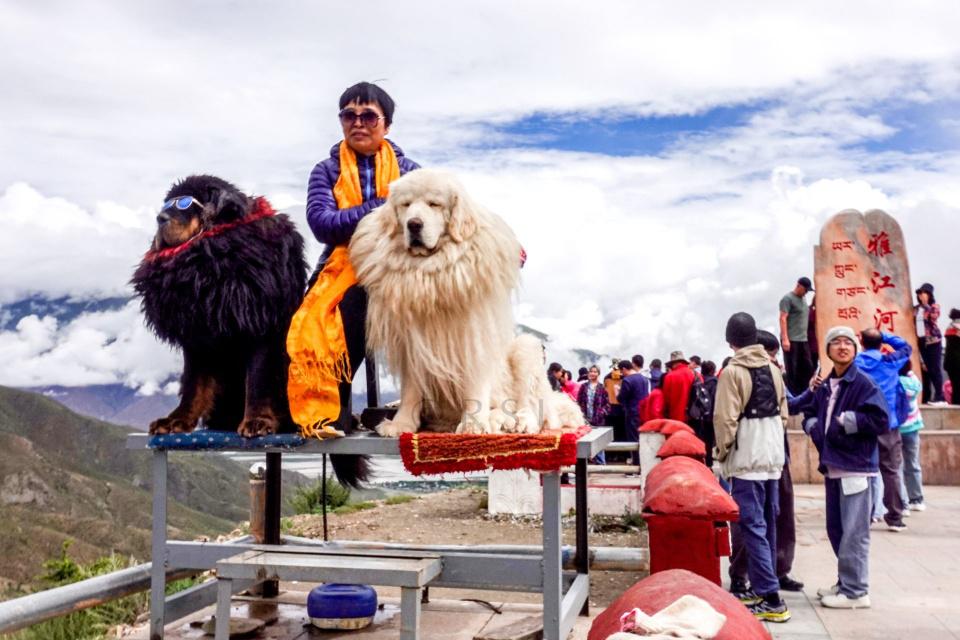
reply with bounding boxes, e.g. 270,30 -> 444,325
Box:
486,103 -> 768,156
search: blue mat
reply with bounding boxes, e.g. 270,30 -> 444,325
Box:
148,430 -> 306,450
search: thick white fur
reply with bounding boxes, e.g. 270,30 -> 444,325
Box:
349,169 -> 584,436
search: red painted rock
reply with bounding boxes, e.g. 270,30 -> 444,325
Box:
657,430 -> 707,460
587,569 -> 772,640
639,418 -> 688,433
643,456 -> 738,520
660,421 -> 695,436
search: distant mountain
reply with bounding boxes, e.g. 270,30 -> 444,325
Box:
28,384 -> 179,430
0,386 -> 306,587
0,294 -> 130,330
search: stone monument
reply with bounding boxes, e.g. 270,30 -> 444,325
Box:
813,209 -> 921,374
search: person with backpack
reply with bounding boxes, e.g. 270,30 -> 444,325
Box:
713,312 -> 790,623
688,360 -> 718,467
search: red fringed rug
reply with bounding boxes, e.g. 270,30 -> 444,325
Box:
399,425 -> 591,476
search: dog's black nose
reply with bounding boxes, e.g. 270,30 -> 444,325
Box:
156,212 -> 170,225
407,218 -> 423,234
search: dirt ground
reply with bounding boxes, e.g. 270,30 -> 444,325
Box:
282,487 -> 647,608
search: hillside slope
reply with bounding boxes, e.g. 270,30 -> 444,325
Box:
0,386 -> 283,586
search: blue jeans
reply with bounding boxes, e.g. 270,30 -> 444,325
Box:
730,477 -> 780,596
900,431 -> 924,503
825,477 -> 872,598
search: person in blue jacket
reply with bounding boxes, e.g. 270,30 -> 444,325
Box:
854,329 -> 912,531
801,326 -> 889,609
306,82 -> 420,433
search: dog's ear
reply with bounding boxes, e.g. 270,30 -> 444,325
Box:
448,189 -> 478,243
198,185 -> 248,225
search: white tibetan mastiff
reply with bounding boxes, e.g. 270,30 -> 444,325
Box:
349,169 -> 584,436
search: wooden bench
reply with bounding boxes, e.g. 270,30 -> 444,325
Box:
213,546 -> 442,640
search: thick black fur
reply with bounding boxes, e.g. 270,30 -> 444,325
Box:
131,175 -> 368,487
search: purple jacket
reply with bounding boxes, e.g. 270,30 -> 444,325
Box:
306,140 -> 419,254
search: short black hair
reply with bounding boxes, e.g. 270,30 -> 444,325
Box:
899,359 -> 912,375
339,82 -> 396,127
690,355 -> 702,365
757,330 -> 780,354
618,359 -> 633,371
861,328 -> 882,351
950,308 -> 960,321
701,360 -> 717,377
547,362 -> 563,374
650,359 -> 662,369
631,354 -> 644,369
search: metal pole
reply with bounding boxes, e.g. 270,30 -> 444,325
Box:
542,471 -> 562,640
150,448 -> 167,640
365,356 -> 380,408
322,454 -> 329,542
263,451 -> 282,598
575,457 -> 589,615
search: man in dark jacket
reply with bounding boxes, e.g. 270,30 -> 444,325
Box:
617,357 -> 649,464
801,326 -> 889,609
855,329 -> 912,531
305,82 -> 420,433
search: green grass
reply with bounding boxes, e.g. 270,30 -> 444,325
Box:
332,501 -> 377,515
8,541 -> 148,640
288,477 -> 351,515
384,494 -> 415,505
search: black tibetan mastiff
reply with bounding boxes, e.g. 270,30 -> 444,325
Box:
132,175 -> 367,485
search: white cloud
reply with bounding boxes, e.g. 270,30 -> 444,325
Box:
1,1 -> 960,386
0,301 -> 181,388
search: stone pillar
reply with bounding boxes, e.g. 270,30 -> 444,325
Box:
813,209 -> 921,374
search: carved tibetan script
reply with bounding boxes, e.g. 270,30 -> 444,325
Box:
813,210 -> 921,374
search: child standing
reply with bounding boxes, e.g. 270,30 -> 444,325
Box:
898,361 -> 925,511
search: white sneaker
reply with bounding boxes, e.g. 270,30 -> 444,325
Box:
909,502 -> 926,512
902,509 -> 911,518
817,584 -> 840,598
887,522 -> 908,532
821,593 -> 871,609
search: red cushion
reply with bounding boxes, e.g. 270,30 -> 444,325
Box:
657,430 -> 707,459
643,456 -> 738,520
660,421 -> 695,436
639,418 -> 688,433
587,569 -> 772,640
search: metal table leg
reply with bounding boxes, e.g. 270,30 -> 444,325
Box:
399,587 -> 422,640
214,579 -> 232,640
263,451 -> 282,597
150,449 -> 167,640
575,456 -> 589,615
542,471 -> 562,640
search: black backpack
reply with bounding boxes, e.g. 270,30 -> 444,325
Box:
687,375 -> 713,422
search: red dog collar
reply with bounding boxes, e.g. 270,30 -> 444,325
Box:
145,196 -> 276,262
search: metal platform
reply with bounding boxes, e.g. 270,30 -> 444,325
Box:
127,427 -> 613,640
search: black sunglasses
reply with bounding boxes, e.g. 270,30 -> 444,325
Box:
338,109 -> 384,128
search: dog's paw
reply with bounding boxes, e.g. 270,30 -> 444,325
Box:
376,418 -> 418,438
514,408 -> 543,434
149,417 -> 196,435
456,412 -> 493,435
488,408 -> 516,434
238,415 -> 279,438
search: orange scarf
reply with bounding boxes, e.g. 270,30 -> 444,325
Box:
287,141 -> 400,438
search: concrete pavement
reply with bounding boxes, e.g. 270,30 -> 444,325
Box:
762,484 -> 960,640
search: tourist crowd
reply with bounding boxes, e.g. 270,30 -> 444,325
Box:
547,277 -> 958,623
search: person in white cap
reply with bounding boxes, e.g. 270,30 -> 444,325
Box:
799,326 -> 889,609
